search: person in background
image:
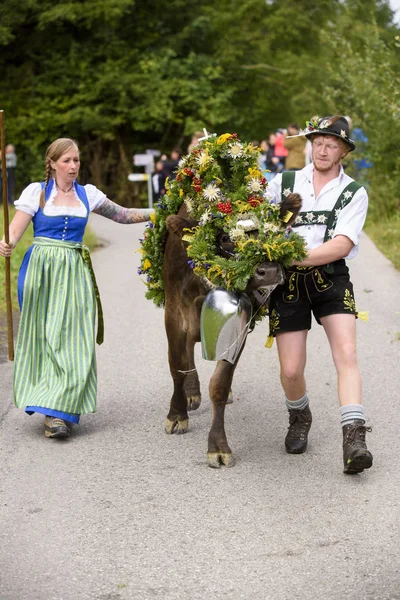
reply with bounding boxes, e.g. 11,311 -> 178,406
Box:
0,137 -> 153,440
162,147 -> 181,181
266,115 -> 373,475
284,123 -> 307,171
152,159 -> 167,202
187,131 -> 204,154
273,129 -> 288,172
0,143 -> 17,204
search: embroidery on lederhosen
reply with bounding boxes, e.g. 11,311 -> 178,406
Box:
266,308 -> 280,347
283,271 -> 300,302
343,288 -> 357,313
311,268 -> 333,292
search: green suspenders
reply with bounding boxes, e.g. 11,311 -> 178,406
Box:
281,171 -> 362,273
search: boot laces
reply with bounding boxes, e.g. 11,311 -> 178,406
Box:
344,422 -> 371,444
287,410 -> 311,438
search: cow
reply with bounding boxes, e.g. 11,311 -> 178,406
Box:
162,193 -> 303,468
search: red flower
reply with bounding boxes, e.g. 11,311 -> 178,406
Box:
248,196 -> 261,208
217,201 -> 233,214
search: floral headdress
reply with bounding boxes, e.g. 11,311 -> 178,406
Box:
139,133 -> 307,311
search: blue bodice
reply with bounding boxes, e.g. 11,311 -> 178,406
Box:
32,180 -> 90,242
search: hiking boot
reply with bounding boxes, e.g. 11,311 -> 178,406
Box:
44,416 -> 70,439
342,420 -> 373,474
285,405 -> 312,454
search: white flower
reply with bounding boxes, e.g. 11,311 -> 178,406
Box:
340,130 -> 347,138
196,151 -> 212,169
283,188 -> 292,198
335,208 -> 341,218
295,216 -> 303,224
229,227 -> 246,241
264,222 -> 280,233
328,228 -> 335,238
247,178 -> 263,193
178,157 -> 187,169
184,197 -> 193,212
228,142 -> 243,159
317,214 -> 327,223
199,209 -> 212,225
343,191 -> 353,200
203,183 -> 220,201
306,212 -> 315,221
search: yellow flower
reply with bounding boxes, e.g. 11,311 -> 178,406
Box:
248,167 -> 261,179
179,188 -> 184,198
143,258 -> 152,271
150,212 -> 156,223
217,133 -> 233,145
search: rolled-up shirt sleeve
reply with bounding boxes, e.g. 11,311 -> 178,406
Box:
14,183 -> 41,216
334,186 -> 368,259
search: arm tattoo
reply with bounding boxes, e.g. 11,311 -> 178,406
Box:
93,198 -> 153,223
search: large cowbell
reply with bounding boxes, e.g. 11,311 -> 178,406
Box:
200,288 -> 252,364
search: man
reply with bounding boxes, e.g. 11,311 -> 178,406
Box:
266,115 -> 373,474
283,123 -> 307,171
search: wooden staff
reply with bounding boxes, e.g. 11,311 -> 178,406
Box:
0,110 -> 14,361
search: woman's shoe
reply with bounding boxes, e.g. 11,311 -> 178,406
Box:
44,416 -> 70,439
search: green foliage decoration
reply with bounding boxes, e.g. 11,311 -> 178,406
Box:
139,133 -> 307,311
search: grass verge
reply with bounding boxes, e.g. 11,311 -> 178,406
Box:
364,214 -> 400,270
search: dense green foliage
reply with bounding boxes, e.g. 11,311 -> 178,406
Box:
0,0 -> 399,219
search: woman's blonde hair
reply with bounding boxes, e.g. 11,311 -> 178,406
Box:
39,138 -> 79,208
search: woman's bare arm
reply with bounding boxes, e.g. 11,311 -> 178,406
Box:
0,211 -> 33,257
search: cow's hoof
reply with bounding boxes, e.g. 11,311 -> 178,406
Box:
165,418 -> 189,435
207,452 -> 235,468
187,394 -> 201,411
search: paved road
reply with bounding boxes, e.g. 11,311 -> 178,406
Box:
1,214 -> 399,600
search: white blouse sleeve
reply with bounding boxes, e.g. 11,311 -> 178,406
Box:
14,183 -> 42,216
84,184 -> 107,212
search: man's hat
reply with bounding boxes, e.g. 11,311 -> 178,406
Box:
304,115 -> 355,152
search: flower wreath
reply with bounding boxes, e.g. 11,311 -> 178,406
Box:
139,133 -> 307,311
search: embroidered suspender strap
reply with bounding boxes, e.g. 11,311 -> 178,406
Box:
281,171 -> 296,201
292,210 -> 331,227
323,181 -> 362,242
322,180 -> 361,274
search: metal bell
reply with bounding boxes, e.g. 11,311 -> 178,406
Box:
200,288 -> 252,364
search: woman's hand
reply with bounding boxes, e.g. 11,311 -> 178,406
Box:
0,238 -> 14,257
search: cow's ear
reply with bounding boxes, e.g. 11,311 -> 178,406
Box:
279,193 -> 302,227
166,215 -> 197,234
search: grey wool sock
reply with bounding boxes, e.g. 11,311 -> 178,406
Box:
285,393 -> 309,411
340,404 -> 366,427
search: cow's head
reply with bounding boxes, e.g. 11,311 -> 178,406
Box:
166,191 -> 302,306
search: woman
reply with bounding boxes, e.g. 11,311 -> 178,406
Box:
0,138 -> 152,439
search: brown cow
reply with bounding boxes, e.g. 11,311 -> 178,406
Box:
162,193 -> 302,468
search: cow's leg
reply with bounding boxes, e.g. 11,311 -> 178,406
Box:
164,309 -> 190,435
207,360 -> 236,468
184,336 -> 201,411
184,296 -> 203,411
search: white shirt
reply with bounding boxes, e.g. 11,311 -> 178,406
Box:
14,181 -> 107,218
266,163 -> 368,260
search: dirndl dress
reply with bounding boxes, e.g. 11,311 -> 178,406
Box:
14,180 -> 101,424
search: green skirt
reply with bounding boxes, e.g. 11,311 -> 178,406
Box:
14,238 -> 98,415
